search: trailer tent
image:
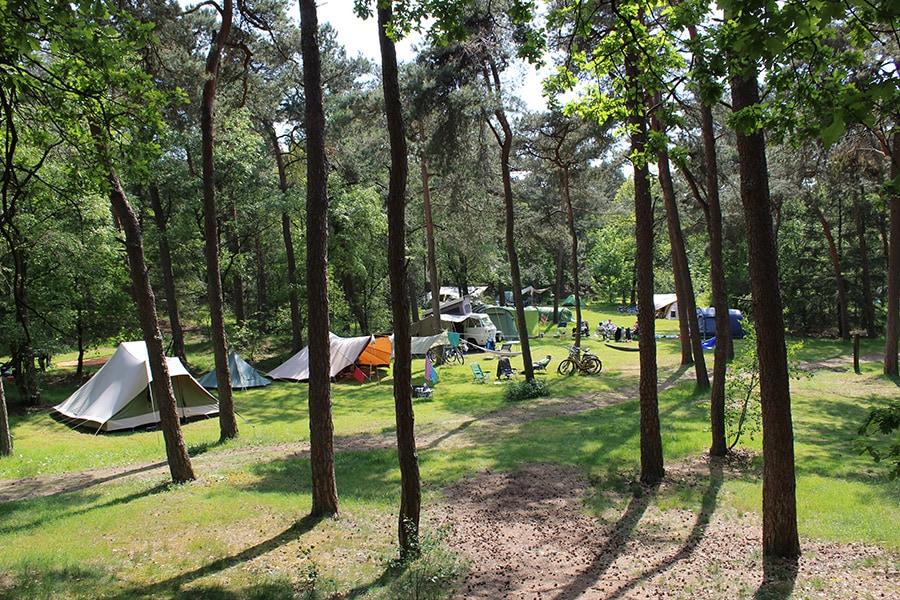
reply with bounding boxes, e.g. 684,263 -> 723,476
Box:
267,333 -> 374,381
199,350 -> 270,390
53,341 -> 218,432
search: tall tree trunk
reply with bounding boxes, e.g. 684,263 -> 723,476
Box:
201,1 -> 237,441
654,132 -> 709,389
809,198 -> 850,340
625,48 -> 664,486
555,170 -> 567,323
731,68 -> 800,559
255,234 -> 268,319
853,188 -> 876,338
563,166 -> 583,347
683,23 -> 731,455
267,122 -> 304,352
228,204 -> 246,326
101,161 -> 194,483
0,378 -> 11,456
484,58 -> 534,380
148,184 -> 187,368
301,0 -> 339,519
378,3 -> 420,560
884,132 -> 899,375
420,122 -> 442,322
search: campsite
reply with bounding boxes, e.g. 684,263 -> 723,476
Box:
2,1 -> 900,598
1,305 -> 898,599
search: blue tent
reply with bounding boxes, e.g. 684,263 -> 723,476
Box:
696,308 -> 745,340
200,350 -> 271,390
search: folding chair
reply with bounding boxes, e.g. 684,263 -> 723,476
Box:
471,363 -> 488,384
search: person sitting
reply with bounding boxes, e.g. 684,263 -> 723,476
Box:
532,354 -> 552,371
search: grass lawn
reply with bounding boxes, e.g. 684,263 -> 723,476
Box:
1,305 -> 898,598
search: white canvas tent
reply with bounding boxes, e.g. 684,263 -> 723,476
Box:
53,341 -> 218,432
199,350 -> 270,390
267,333 -> 373,381
653,293 -> 679,319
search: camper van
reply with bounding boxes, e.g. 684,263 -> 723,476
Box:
460,313 -> 499,347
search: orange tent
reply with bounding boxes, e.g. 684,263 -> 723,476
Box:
357,335 -> 392,368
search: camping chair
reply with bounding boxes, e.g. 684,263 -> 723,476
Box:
471,363 -> 488,384
496,356 -> 514,380
532,354 -> 552,371
500,343 -> 512,353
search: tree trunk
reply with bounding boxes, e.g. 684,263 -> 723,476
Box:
654,136 -> 709,389
104,164 -> 195,483
200,0 -> 237,441
809,199 -> 849,340
731,68 -> 800,559
682,24 -> 731,455
255,234 -> 268,319
484,58 -> 534,380
267,122 -> 304,352
0,378 -> 11,456
301,0 -> 339,519
378,3 -> 421,560
148,184 -> 187,368
420,122 -> 442,322
884,132 -> 899,375
563,166 -> 583,347
625,49 -> 664,486
228,204 -> 246,326
853,188 -> 876,338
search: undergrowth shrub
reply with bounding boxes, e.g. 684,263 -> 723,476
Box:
503,378 -> 548,402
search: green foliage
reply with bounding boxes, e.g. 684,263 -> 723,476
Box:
857,400 -> 900,480
503,377 -> 548,402
725,327 -> 808,449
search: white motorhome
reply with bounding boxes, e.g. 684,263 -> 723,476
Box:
421,296 -> 499,346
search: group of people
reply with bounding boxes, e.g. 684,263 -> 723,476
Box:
597,319 -> 638,342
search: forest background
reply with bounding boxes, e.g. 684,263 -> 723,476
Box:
1,0 -> 895,401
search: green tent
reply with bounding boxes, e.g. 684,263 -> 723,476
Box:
485,306 -> 520,340
561,294 -> 583,307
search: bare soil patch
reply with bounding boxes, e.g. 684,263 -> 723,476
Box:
432,460 -> 899,599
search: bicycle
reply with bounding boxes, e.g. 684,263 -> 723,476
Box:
426,344 -> 466,366
557,345 -> 602,375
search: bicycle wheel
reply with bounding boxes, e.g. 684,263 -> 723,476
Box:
558,358 -> 577,376
584,356 -> 602,374
450,349 -> 465,365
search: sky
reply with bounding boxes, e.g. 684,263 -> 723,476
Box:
313,1 -> 550,111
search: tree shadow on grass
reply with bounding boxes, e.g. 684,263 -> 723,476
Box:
0,481 -> 170,536
107,514 -> 325,600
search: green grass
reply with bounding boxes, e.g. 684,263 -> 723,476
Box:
1,312 -> 898,598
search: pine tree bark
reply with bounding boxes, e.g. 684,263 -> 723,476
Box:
301,0 -> 339,518
266,122 -> 304,352
852,189 -> 876,338
483,57 -> 534,379
681,24 -> 731,455
731,68 -> 800,559
148,184 -> 187,368
809,199 -> 849,340
200,0 -> 237,441
378,3 -> 421,559
625,49 -> 664,486
103,163 -> 195,483
655,142 -> 709,389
